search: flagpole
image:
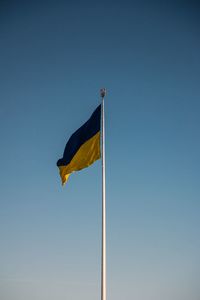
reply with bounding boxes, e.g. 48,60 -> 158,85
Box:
100,88 -> 106,300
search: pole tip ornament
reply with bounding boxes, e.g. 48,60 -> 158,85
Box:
100,88 -> 106,98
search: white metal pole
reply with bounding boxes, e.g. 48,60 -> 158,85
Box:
100,88 -> 106,300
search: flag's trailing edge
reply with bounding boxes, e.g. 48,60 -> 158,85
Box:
57,105 -> 101,185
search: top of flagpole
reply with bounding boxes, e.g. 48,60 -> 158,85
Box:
100,88 -> 106,98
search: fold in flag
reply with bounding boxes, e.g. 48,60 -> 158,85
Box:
57,105 -> 101,185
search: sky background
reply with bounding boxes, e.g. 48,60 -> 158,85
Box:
0,0 -> 200,299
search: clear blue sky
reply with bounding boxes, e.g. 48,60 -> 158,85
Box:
0,1 -> 200,299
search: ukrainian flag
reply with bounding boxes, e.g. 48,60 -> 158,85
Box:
57,105 -> 101,185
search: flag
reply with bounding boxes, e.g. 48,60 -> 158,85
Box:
57,105 -> 101,185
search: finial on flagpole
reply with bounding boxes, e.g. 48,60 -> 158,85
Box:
100,88 -> 106,98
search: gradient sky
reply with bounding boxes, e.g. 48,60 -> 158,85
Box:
0,1 -> 200,300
